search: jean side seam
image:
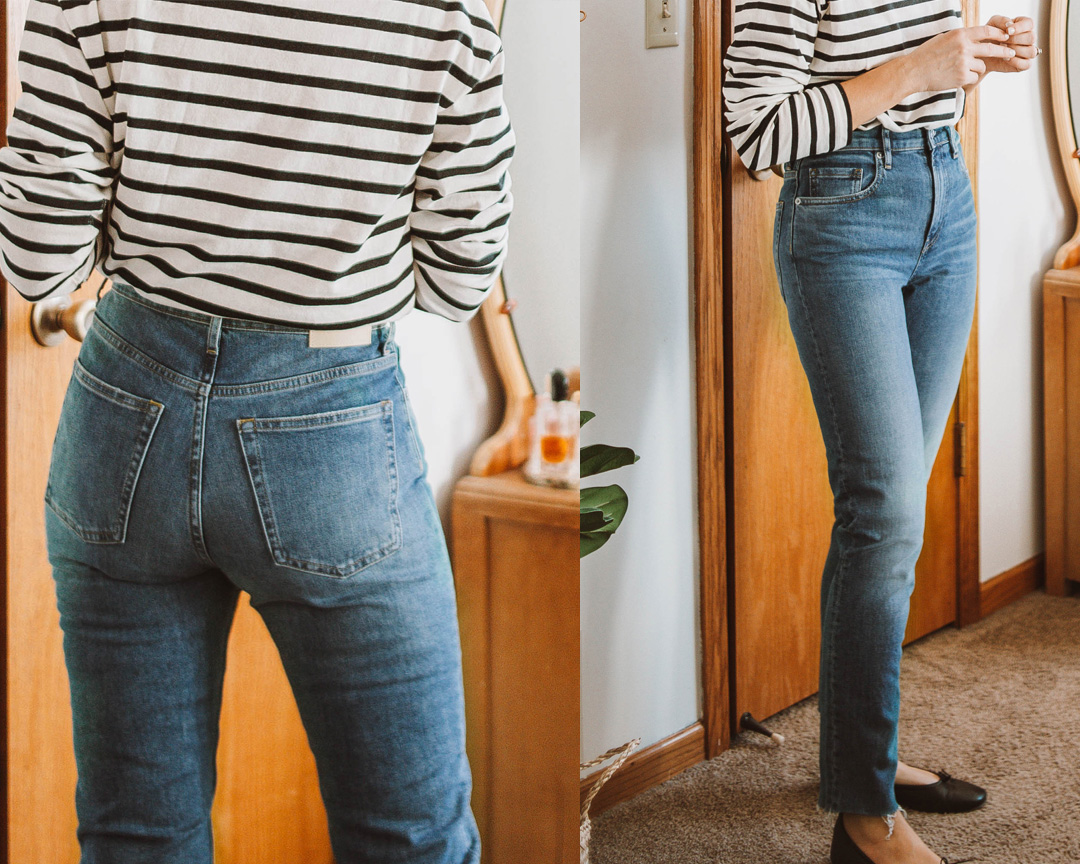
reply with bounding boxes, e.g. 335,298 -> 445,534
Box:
788,249 -> 854,814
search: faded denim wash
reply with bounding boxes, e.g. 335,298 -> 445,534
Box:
773,124 -> 977,817
44,280 -> 479,864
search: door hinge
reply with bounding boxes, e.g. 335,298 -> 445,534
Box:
954,421 -> 967,477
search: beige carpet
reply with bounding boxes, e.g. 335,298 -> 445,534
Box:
589,591 -> 1080,863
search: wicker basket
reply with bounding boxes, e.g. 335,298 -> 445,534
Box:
579,738 -> 640,864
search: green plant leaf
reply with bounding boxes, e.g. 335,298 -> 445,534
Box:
580,506 -> 613,533
580,444 -> 640,478
580,484 -> 628,535
580,410 -> 595,427
580,530 -> 612,557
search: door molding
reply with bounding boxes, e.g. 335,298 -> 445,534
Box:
695,0 -> 982,758
693,0 -> 729,761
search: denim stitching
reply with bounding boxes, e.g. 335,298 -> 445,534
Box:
92,315 -> 203,393
45,375 -> 164,544
188,383 -> 217,569
236,404 -> 403,578
211,354 -> 396,397
73,360 -> 164,415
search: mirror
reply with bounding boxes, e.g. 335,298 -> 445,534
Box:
1052,0 -> 1080,268
470,0 -> 580,475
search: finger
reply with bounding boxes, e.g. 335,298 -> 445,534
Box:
1007,57 -> 1033,72
972,42 -> 1016,59
986,14 -> 1012,32
972,24 -> 1010,41
1006,32 -> 1035,46
1011,16 -> 1035,33
1009,44 -> 1038,60
970,58 -> 987,76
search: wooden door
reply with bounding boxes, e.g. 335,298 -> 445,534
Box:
721,4 -> 979,728
3,2 -> 331,860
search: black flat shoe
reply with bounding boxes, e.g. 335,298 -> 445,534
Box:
830,814 -> 978,864
830,814 -> 875,864
894,768 -> 987,813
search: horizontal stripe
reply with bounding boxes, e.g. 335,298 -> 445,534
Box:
722,0 -> 965,171
0,0 -> 514,326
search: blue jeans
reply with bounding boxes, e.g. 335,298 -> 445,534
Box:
44,281 -> 480,863
773,124 -> 977,817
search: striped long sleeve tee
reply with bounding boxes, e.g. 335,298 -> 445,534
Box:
722,0 -> 966,172
0,0 -> 514,328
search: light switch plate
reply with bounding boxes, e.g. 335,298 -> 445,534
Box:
646,0 -> 679,48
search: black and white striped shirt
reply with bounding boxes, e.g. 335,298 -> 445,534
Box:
722,0 -> 965,172
0,0 -> 514,328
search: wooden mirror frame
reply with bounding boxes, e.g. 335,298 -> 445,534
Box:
469,0 -> 540,477
1050,0 -> 1080,269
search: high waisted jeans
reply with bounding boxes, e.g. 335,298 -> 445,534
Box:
773,124 -> 977,817
44,281 -> 480,863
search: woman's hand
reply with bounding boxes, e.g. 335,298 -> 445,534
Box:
903,24 -> 1015,93
986,15 -> 1039,72
961,16 -> 1039,95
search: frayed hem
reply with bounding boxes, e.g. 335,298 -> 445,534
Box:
818,804 -> 907,839
882,805 -> 906,839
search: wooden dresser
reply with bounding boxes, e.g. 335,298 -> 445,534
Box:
451,468 -> 578,863
1043,267 -> 1080,596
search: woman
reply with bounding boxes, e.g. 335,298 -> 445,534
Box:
722,4 -> 1036,863
0,1 -> 512,862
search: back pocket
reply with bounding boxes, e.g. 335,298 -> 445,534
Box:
45,361 -> 164,544
236,400 -> 402,578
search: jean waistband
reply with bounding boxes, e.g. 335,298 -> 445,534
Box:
845,123 -> 958,153
105,279 -> 394,342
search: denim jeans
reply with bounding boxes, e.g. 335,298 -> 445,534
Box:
44,281 -> 480,863
773,124 -> 977,817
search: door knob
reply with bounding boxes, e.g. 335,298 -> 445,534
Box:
30,295 -> 96,346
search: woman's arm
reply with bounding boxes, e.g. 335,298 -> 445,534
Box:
722,0 -> 852,172
722,0 -> 1014,171
841,26 -> 1014,129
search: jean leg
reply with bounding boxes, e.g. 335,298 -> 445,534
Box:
779,247 -> 927,815
251,500 -> 479,864
49,525 -> 240,864
905,151 -> 979,478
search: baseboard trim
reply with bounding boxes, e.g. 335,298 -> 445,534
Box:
979,554 -> 1045,619
580,722 -> 705,818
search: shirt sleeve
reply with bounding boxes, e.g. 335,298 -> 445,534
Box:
722,0 -> 853,172
0,0 -> 115,303
409,41 -> 514,323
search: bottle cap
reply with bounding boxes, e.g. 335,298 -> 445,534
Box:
550,369 -> 569,402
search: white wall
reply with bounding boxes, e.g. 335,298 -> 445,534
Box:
396,0 -> 580,532
500,0 -> 581,387
977,1 -> 1072,580
395,316 -> 501,526
580,0 -> 700,760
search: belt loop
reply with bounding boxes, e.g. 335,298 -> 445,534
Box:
206,315 -> 222,356
882,128 -> 892,169
948,125 -> 959,159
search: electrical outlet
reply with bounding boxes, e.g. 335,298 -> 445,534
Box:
646,0 -> 679,48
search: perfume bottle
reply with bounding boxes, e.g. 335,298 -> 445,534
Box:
525,369 -> 579,488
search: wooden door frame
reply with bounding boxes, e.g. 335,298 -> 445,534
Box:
694,0 -> 982,760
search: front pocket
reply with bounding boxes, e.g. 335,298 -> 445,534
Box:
45,361 -> 164,544
809,166 -> 861,198
236,401 -> 402,578
795,151 -> 883,205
